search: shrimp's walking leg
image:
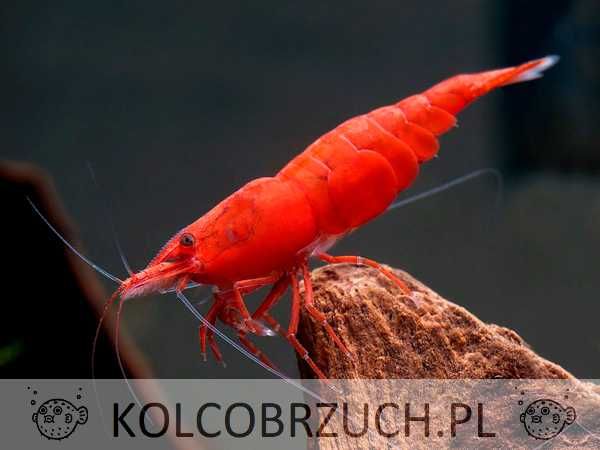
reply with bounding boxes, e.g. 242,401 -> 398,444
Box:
261,313 -> 286,338
250,275 -> 290,337
230,274 -> 282,332
252,275 -> 289,318
175,275 -> 223,364
237,331 -> 278,370
199,298 -> 224,364
199,275 -> 281,364
251,275 -> 290,334
300,261 -> 353,359
317,253 -> 411,294
286,272 -> 327,379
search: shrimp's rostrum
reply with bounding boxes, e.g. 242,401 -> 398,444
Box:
114,56 -> 558,378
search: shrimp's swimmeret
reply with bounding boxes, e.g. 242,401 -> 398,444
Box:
107,56 -> 559,378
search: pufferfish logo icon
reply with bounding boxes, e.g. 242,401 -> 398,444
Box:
520,399 -> 576,440
28,387 -> 88,440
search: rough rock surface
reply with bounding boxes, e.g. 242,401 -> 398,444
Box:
297,263 -> 572,379
296,264 -> 600,449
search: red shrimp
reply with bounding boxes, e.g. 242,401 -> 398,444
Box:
73,56 -> 561,379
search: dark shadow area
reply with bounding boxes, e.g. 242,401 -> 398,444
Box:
0,162 -> 146,378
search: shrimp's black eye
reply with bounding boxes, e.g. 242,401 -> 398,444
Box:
180,233 -> 195,247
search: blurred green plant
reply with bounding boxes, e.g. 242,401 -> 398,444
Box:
0,340 -> 24,366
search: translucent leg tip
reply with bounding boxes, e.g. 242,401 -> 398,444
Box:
243,319 -> 258,334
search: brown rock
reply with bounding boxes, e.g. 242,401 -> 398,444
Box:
296,264 -> 600,449
297,263 -> 572,379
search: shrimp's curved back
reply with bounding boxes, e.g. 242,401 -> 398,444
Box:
278,56 -> 558,233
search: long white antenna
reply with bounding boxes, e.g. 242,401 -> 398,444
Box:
389,167 -> 503,211
86,162 -> 134,276
27,197 -> 123,284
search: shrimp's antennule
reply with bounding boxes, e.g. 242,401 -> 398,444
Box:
86,161 -> 134,276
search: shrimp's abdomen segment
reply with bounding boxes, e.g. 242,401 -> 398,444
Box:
191,177 -> 318,285
278,124 -> 402,232
278,56 -> 558,236
337,113 -> 420,189
278,149 -> 349,235
327,148 -> 398,228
